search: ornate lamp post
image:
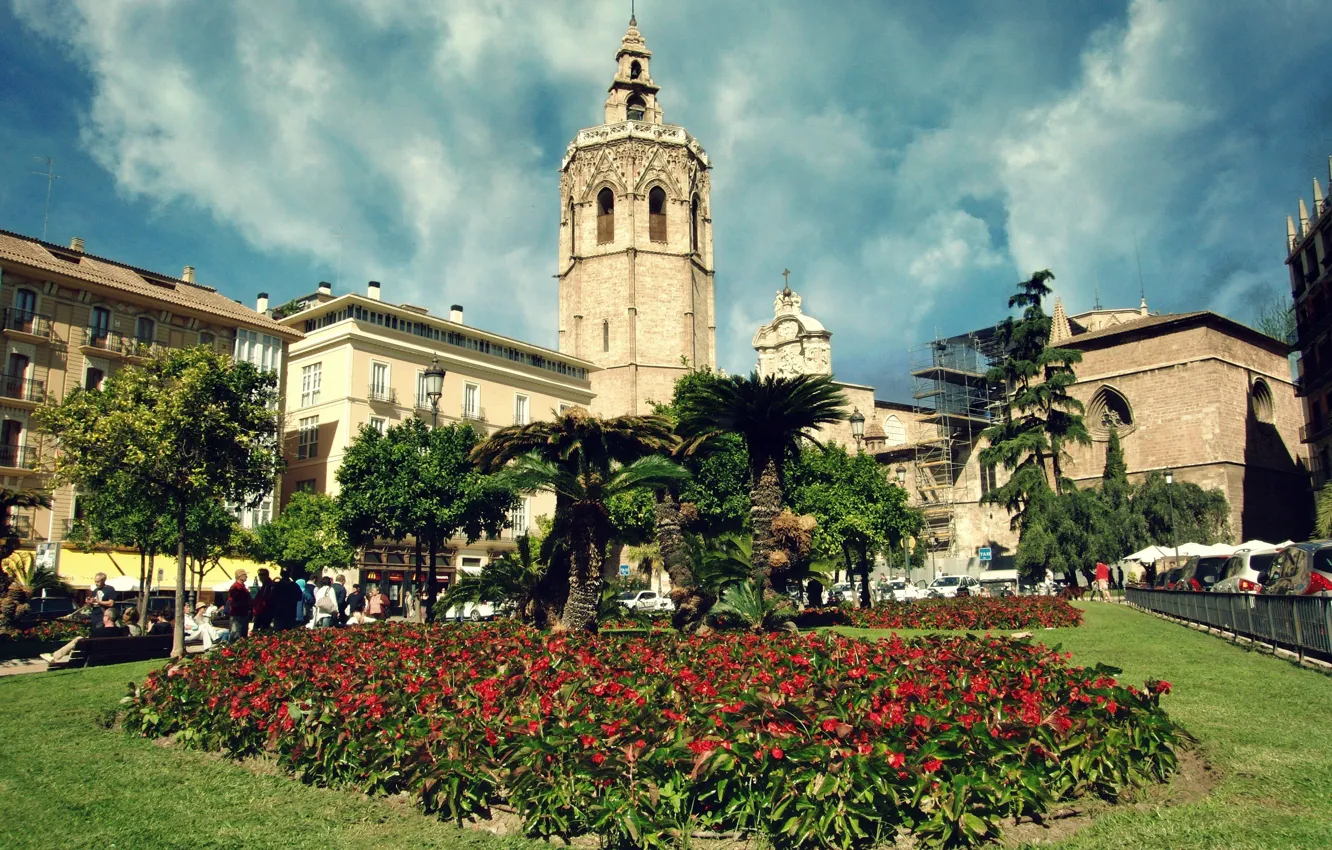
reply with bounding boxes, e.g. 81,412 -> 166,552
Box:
895,465 -> 909,581
849,408 -> 865,451
423,355 -> 446,428
1164,467 -> 1179,568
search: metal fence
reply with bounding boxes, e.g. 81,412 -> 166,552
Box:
1127,588 -> 1332,661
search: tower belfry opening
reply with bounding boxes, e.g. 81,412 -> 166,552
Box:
557,16 -> 716,415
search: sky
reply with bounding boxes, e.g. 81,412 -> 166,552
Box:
2,0 -> 1330,402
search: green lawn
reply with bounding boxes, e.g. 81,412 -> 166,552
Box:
2,604 -> 1330,849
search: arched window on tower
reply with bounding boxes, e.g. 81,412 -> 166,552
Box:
1088,385 -> 1134,440
630,60 -> 642,80
649,187 -> 667,242
597,188 -> 614,244
568,198 -> 576,254
626,94 -> 646,122
690,195 -> 700,252
602,320 -> 610,352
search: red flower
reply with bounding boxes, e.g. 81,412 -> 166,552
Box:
579,734 -> 596,748
590,752 -> 605,765
770,747 -> 784,760
887,752 -> 905,768
922,758 -> 943,774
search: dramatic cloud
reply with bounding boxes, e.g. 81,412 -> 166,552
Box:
6,0 -> 1332,397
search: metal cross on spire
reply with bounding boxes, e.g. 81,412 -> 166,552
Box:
32,156 -> 59,242
782,268 -> 791,293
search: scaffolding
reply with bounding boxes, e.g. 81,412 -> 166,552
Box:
909,330 -> 1003,556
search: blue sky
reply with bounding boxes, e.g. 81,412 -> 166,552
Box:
2,0 -> 1330,401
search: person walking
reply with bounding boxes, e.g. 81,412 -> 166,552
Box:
346,583 -> 365,621
366,586 -> 386,619
273,570 -> 301,630
252,568 -> 275,631
333,575 -> 348,625
311,577 -> 339,628
228,569 -> 252,641
1094,561 -> 1112,602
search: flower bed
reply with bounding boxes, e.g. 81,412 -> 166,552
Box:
0,619 -> 83,643
125,623 -> 1175,849
843,597 -> 1084,631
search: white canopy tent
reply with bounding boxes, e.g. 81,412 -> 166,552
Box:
1124,542 -> 1238,563
104,575 -> 141,593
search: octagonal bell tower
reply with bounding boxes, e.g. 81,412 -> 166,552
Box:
557,16 -> 716,416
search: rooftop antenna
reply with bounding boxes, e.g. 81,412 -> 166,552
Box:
31,156 -> 59,242
1133,229 -> 1146,303
631,0 -> 636,22
1093,269 -> 1103,310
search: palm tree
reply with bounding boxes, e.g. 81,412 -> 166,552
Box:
0,486 -> 50,562
1,550 -> 72,626
436,534 -> 543,622
711,580 -> 795,633
472,408 -> 683,632
677,373 -> 847,587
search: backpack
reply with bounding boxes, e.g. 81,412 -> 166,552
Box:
315,587 -> 338,615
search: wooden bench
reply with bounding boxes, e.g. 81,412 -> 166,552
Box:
48,634 -> 175,669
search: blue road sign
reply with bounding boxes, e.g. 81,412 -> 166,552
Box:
978,547 -> 992,562
619,564 -> 630,577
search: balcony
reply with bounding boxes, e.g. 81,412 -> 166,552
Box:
367,384 -> 398,404
0,374 -> 45,407
80,328 -> 167,360
11,512 -> 36,543
415,394 -> 434,411
461,408 -> 487,423
2,309 -> 53,342
1301,421 -> 1332,444
0,444 -> 40,472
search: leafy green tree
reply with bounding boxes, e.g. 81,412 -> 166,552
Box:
182,499 -> 245,608
980,271 -> 1091,534
338,419 -> 515,621
677,373 -> 846,587
1098,430 -> 1146,566
1131,472 -> 1231,547
38,347 -> 282,657
786,444 -> 919,608
256,491 -> 354,578
1317,488 -> 1332,538
472,408 -> 680,631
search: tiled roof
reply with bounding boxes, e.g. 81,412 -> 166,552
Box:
1059,311 -> 1212,346
0,229 -> 300,339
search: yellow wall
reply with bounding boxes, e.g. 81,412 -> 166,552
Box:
56,549 -> 278,592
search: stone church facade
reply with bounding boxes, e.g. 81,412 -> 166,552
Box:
557,17 -> 716,416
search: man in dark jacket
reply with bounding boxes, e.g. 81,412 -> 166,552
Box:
333,575 -> 348,624
345,583 -> 366,621
252,568 -> 275,631
273,571 -> 302,630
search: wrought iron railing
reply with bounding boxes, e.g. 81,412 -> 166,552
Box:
1127,588 -> 1332,661
3,308 -> 53,339
83,327 -> 166,358
0,373 -> 45,403
0,444 -> 39,469
367,384 -> 397,404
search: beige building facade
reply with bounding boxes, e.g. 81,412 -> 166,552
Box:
276,280 -> 597,600
558,17 -> 716,416
0,228 -> 298,548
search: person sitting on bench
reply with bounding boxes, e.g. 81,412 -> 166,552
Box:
41,609 -> 125,664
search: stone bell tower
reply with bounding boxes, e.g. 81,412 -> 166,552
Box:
557,15 -> 716,416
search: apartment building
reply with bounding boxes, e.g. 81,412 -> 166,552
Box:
275,280 -> 597,602
0,229 -> 300,549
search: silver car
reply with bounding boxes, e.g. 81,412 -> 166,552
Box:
1213,548 -> 1279,594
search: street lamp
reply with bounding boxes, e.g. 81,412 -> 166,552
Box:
423,355 -> 446,428
1164,467 -> 1179,568
849,408 -> 865,451
895,465 -> 909,581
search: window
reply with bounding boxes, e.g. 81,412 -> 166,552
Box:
627,93 -> 646,121
649,186 -> 666,242
558,403 -> 573,415
597,188 -> 614,244
629,60 -> 641,80
602,320 -> 610,352
1088,385 -> 1133,439
135,316 -> 155,343
235,329 -> 281,375
690,195 -> 700,252
13,289 -> 36,329
1251,378 -> 1275,424
370,362 -> 390,401
568,198 -> 576,252
295,479 -> 316,493
89,307 -> 110,341
297,416 -> 318,459
84,367 -> 105,392
463,383 -> 480,420
514,393 -> 529,426
369,416 -> 387,435
199,331 -> 215,349
300,363 -> 322,407
884,415 -> 906,446
510,497 -> 530,537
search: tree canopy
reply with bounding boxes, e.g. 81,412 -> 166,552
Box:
256,490 -> 354,578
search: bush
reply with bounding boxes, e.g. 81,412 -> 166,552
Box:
0,620 -> 82,643
125,623 -> 1175,849
847,597 -> 1083,631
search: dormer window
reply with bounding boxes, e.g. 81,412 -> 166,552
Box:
627,94 -> 646,122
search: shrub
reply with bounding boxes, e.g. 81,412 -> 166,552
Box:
125,623 -> 1175,849
847,597 -> 1083,631
0,620 -> 82,643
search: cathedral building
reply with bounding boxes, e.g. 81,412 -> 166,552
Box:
557,17 -> 716,416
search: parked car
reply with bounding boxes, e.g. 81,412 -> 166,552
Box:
1154,563 -> 1190,590
927,574 -> 981,598
616,590 -> 674,613
826,583 -> 856,604
1178,556 -> 1230,592
883,579 -> 924,602
1263,541 -> 1332,597
1213,548 -> 1279,594
443,601 -> 497,621
26,596 -> 76,621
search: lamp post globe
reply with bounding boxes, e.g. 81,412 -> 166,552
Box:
849,407 -> 865,450
423,355 -> 446,428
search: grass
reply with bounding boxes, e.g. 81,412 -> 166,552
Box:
1,604 -> 1330,848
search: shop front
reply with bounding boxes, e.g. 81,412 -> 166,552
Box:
357,544 -> 455,617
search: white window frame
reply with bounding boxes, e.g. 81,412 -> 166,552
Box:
514,393 -> 529,426
297,416 -> 318,459
301,363 -> 322,407
370,361 -> 389,399
510,497 -> 529,538
463,382 -> 480,419
369,416 -> 387,435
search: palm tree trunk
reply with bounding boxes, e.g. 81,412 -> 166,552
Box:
532,499 -> 571,628
750,453 -> 783,589
561,515 -> 604,633
654,493 -> 711,631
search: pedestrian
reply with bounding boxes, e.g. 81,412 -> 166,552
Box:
1115,564 -> 1125,590
86,572 -> 117,633
301,578 -> 316,624
310,576 -> 339,628
228,569 -> 252,641
346,583 -> 365,620
366,585 -> 386,619
273,570 -> 301,630
333,575 -> 348,624
294,576 -> 307,623
1094,561 -> 1112,602
252,568 -> 275,631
